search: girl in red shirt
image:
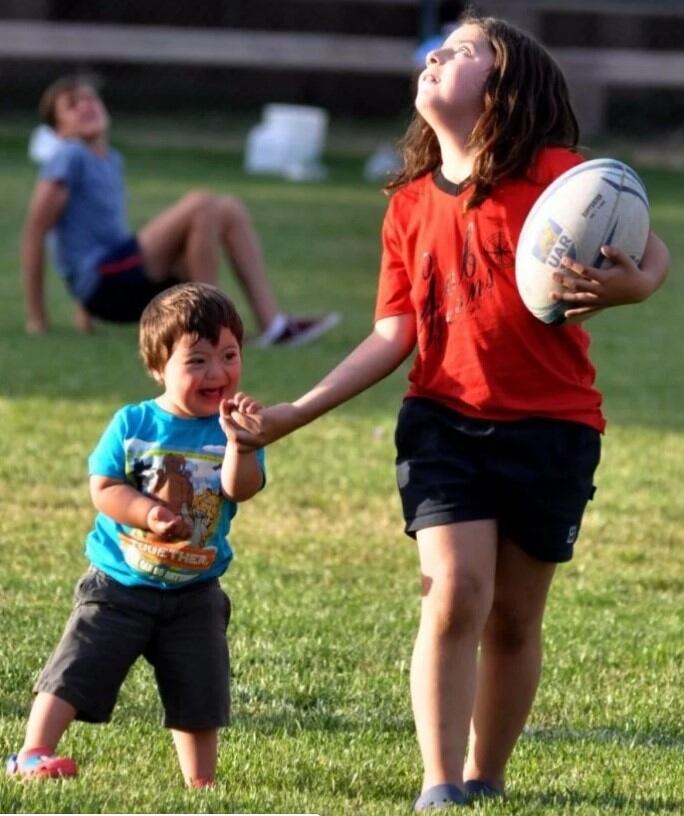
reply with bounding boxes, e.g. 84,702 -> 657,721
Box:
228,13 -> 669,812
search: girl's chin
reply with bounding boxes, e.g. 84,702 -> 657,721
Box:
414,97 -> 438,122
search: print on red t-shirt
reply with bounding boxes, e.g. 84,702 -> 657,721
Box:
375,147 -> 605,432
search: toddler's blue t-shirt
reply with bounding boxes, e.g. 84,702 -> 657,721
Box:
86,400 -> 266,589
39,139 -> 131,301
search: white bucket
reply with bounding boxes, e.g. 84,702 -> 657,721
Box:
245,104 -> 329,180
244,124 -> 290,174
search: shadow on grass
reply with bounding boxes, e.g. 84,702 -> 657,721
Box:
525,724 -> 684,750
524,790 -> 684,813
104,693 -> 415,739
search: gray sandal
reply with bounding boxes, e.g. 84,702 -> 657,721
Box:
464,779 -> 504,800
414,783 -> 465,811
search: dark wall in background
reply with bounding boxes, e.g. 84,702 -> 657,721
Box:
2,0 -> 458,118
1,59 -> 418,119
2,2 -> 682,135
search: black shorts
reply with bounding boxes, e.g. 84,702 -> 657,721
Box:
34,567 -> 231,729
83,236 -> 180,323
395,397 -> 601,562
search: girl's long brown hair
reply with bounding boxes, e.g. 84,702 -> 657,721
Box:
385,14 -> 579,209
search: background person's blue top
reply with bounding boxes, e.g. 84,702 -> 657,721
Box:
87,400 -> 266,589
39,139 -> 131,301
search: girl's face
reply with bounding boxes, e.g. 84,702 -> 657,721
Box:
415,22 -> 495,133
155,327 -> 242,419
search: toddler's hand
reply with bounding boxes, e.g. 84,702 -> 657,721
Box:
146,504 -> 191,539
220,393 -> 263,450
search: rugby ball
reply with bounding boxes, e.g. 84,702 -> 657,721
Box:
516,158 -> 650,324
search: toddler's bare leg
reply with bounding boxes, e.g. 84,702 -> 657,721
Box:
23,691 -> 76,753
171,727 -> 218,787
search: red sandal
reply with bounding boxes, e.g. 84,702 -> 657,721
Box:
6,746 -> 78,779
188,776 -> 215,788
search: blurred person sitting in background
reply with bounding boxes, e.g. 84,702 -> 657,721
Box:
21,75 -> 339,346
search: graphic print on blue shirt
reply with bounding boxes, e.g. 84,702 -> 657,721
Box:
86,401 -> 265,588
118,442 -> 226,583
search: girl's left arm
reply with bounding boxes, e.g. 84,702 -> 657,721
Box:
552,229 -> 670,318
219,396 -> 265,502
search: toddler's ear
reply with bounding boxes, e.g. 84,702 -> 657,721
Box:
150,369 -> 165,385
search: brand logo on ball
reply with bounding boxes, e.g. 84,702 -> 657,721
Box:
532,218 -> 576,268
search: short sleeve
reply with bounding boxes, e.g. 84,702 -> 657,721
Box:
38,141 -> 83,188
374,199 -> 413,321
88,408 -> 127,479
529,147 -> 585,187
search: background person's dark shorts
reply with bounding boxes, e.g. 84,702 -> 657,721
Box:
83,236 -> 180,323
34,567 -> 231,729
394,397 -> 601,562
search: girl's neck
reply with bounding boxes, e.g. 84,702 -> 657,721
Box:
442,151 -> 473,184
438,134 -> 476,185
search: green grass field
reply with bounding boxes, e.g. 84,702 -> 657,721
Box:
0,119 -> 682,815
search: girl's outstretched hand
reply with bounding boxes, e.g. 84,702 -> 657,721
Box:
225,402 -> 302,450
551,243 -> 660,319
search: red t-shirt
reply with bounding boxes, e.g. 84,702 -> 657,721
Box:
375,146 -> 605,432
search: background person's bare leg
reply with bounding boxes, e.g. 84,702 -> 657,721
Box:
138,191 -> 278,329
73,302 -> 93,333
138,190 -> 339,344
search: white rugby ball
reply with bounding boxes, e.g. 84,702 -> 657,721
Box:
516,158 -> 650,324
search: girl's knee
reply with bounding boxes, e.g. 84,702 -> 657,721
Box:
485,600 -> 543,653
422,572 -> 492,639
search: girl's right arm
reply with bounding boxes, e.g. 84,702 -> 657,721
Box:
228,313 -> 416,447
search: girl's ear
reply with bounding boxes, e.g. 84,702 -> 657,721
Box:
151,369 -> 165,385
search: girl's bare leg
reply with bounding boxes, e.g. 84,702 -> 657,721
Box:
464,537 -> 556,790
412,520 -> 497,792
